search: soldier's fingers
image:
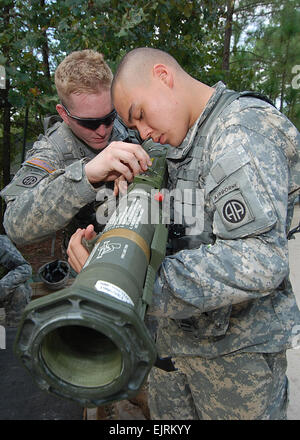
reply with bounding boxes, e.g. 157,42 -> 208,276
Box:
123,143 -> 152,170
67,229 -> 89,273
110,142 -> 152,170
110,159 -> 134,182
110,149 -> 143,177
113,180 -> 119,197
113,176 -> 128,196
67,228 -> 84,250
118,179 -> 128,195
84,224 -> 96,241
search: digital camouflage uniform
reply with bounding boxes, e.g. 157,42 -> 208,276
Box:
1,118 -> 139,246
0,235 -> 32,326
148,82 -> 300,420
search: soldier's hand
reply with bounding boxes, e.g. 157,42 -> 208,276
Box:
84,141 -> 152,184
67,225 -> 96,273
113,175 -> 128,196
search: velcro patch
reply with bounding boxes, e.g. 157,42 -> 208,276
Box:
215,189 -> 254,231
26,157 -> 56,173
16,173 -> 45,188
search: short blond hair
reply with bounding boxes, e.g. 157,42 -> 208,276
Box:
55,50 -> 113,104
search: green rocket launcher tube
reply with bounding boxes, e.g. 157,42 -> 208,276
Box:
14,141 -> 169,408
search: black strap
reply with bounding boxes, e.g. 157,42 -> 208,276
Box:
238,90 -> 275,107
287,221 -> 300,240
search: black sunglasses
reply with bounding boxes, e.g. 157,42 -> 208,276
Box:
61,103 -> 117,130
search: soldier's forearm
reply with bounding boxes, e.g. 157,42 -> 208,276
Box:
149,235 -> 288,318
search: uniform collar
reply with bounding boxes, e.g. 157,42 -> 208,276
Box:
167,81 -> 226,160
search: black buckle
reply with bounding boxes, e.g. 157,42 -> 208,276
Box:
168,223 -> 185,239
154,356 -> 177,372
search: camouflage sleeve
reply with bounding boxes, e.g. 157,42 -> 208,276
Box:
0,235 -> 32,297
148,122 -> 295,319
1,138 -> 97,245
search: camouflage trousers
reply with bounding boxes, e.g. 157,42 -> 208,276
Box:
1,284 -> 31,326
148,351 -> 289,420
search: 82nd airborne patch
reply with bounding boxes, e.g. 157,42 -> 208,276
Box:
16,173 -> 45,188
223,199 -> 247,223
215,190 -> 254,231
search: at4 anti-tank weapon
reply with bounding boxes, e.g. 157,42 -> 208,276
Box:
14,141 -> 169,407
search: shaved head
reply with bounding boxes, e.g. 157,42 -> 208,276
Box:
111,47 -> 183,100
111,47 -> 213,147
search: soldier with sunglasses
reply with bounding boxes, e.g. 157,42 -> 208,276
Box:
1,50 -> 152,247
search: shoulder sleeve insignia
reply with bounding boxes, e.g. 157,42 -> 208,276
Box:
16,173 -> 45,188
206,147 -> 277,239
215,190 -> 254,230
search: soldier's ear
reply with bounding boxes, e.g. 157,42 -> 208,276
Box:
152,64 -> 174,89
56,104 -> 70,126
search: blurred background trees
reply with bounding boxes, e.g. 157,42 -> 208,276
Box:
1,0 -> 299,226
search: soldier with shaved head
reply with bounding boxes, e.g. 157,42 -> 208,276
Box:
68,47 -> 300,420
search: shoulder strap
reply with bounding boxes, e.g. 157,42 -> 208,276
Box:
287,219 -> 300,240
201,90 -> 240,134
46,122 -> 86,166
43,115 -> 62,134
238,90 -> 275,107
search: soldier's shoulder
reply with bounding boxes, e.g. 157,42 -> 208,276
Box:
26,121 -> 71,163
221,96 -> 297,137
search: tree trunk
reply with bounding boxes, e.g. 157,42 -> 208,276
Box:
40,0 -> 51,80
279,38 -> 290,113
22,106 -> 29,163
222,0 -> 235,78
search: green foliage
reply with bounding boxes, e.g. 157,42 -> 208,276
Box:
229,0 -> 300,129
0,0 -> 299,176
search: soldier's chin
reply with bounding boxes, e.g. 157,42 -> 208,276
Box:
90,138 -> 109,150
